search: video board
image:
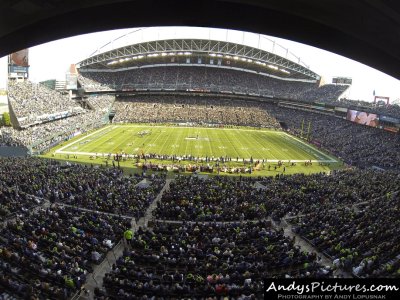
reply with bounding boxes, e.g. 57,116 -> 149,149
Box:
332,77 -> 352,85
8,49 -> 29,78
10,49 -> 29,67
66,64 -> 78,90
66,73 -> 78,90
346,109 -> 379,127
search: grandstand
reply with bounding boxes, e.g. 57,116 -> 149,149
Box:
7,81 -> 84,128
1,35 -> 400,300
77,38 -> 338,99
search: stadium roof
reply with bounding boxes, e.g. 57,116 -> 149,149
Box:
1,0 -> 400,80
77,39 -> 320,81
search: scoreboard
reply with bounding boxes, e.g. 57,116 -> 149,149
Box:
374,96 -> 390,105
65,64 -> 78,90
332,77 -> 352,85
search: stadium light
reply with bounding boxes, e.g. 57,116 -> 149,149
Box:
268,64 -> 278,70
247,59 -> 252,62
209,53 -> 216,57
240,57 -> 247,61
216,54 -> 223,57
168,53 -> 175,56
184,52 -> 192,55
177,52 -> 184,55
161,53 -> 168,56
280,69 -> 290,74
233,56 -> 239,60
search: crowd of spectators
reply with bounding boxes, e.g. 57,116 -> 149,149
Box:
0,110 -> 106,152
1,205 -> 126,299
101,221 -> 328,299
257,169 -> 400,218
0,157 -> 165,221
293,84 -> 349,103
8,81 -> 83,127
334,98 -> 400,118
79,66 -> 400,118
0,157 -> 171,298
2,91 -> 399,171
113,95 -> 280,128
1,157 -> 399,298
3,96 -> 397,172
0,81 -> 113,151
61,172 -> 166,220
79,66 -> 344,102
290,192 -> 400,277
0,189 -> 43,221
1,62 -> 399,298
154,175 -> 266,222
154,170 -> 400,222
78,74 -> 114,92
268,105 -> 400,171
85,95 -> 115,113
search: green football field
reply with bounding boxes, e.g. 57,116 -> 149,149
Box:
44,124 -> 342,176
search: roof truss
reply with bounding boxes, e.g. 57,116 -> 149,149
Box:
78,39 -> 319,80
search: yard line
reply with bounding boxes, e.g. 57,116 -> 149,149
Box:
83,127 -> 121,152
240,130 -> 268,160
55,125 -> 118,153
222,129 -> 241,158
156,127 -> 174,155
232,130 -> 253,159
265,134 -> 280,160
140,128 -> 159,153
183,127 -> 190,156
278,134 -> 312,161
205,128 -> 213,157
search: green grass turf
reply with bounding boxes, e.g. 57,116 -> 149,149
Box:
41,124 -> 344,177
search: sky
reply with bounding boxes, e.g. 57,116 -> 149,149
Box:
0,26 -> 400,102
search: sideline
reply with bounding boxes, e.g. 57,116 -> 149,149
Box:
282,132 -> 338,163
54,150 -> 336,163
